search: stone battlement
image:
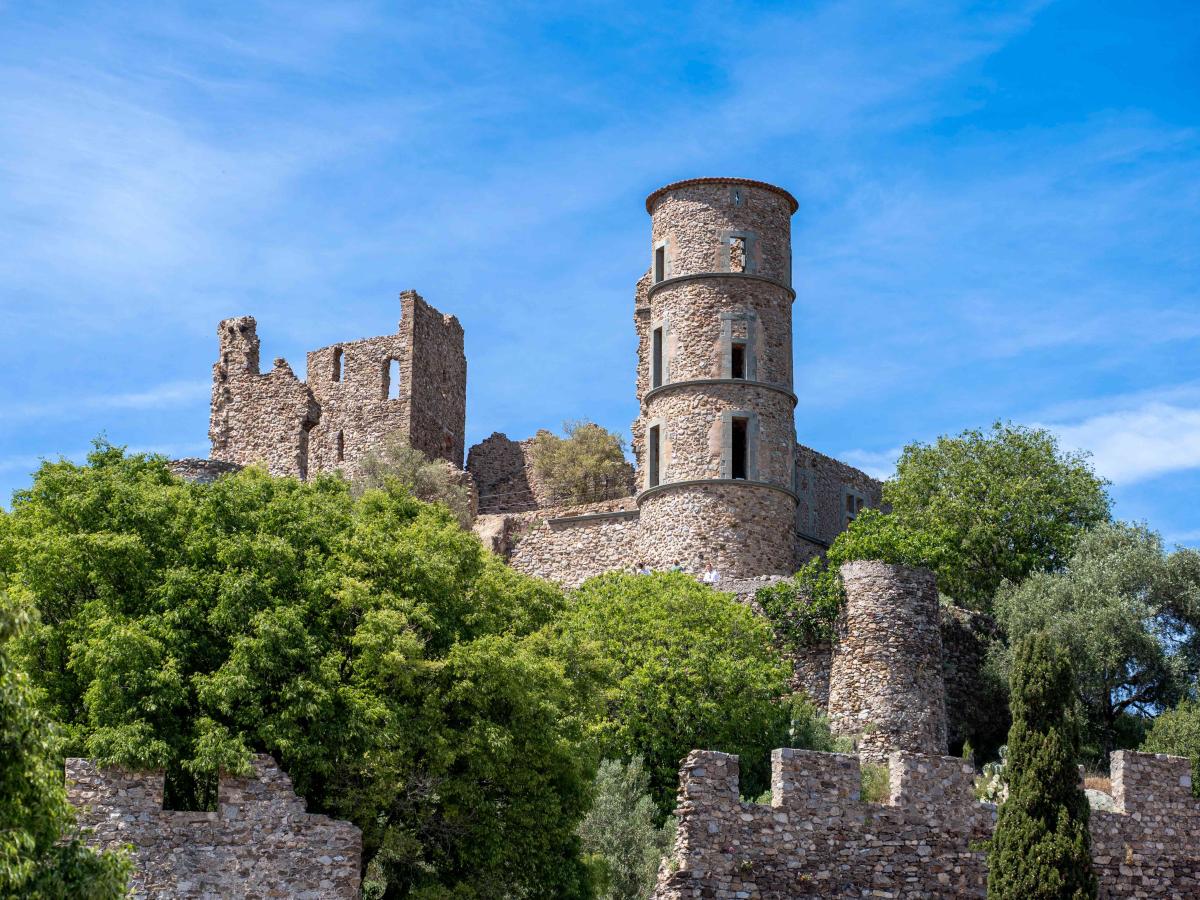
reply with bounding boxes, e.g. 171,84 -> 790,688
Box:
654,748 -> 1200,899
68,754 -> 361,899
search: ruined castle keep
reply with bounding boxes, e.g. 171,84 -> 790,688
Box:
209,289 -> 465,481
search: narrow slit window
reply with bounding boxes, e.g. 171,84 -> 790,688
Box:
654,246 -> 665,283
731,417 -> 748,480
729,236 -> 747,273
648,425 -> 661,488
336,430 -> 345,462
384,359 -> 402,400
651,327 -> 664,388
332,347 -> 343,382
730,342 -> 746,379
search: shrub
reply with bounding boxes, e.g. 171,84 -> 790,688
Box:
1142,698 -> 1200,797
354,435 -> 474,527
528,421 -> 631,504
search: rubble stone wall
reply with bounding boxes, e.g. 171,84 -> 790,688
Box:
210,291 -> 464,479
794,443 -> 885,558
828,561 -> 948,761
67,754 -> 361,899
504,498 -> 641,586
654,748 -> 1200,899
637,483 -> 798,578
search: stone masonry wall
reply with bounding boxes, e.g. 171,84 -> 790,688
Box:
828,561 -> 948,761
68,754 -> 361,899
654,748 -> 1200,899
467,432 -> 549,513
504,498 -> 640,587
794,442 -> 884,560
210,291 -> 464,480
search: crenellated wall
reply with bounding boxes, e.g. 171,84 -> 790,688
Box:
653,748 -> 1200,899
68,754 -> 361,899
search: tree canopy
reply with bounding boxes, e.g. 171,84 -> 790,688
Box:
539,572 -> 794,814
0,443 -> 593,899
994,522 -> 1200,760
885,422 -> 1111,611
0,595 -> 130,899
353,435 -> 475,528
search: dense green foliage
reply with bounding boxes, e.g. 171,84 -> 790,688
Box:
0,596 -> 130,899
994,523 -> 1200,760
577,757 -> 673,900
1142,698 -> 1200,797
0,444 -> 594,899
886,422 -> 1111,611
354,435 -> 474,528
541,572 -> 793,814
988,633 -> 1096,900
528,421 -> 631,504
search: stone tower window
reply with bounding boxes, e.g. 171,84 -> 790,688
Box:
648,425 -> 661,488
731,417 -> 749,479
844,488 -> 866,526
336,430 -> 345,462
651,327 -> 664,388
730,342 -> 746,379
383,358 -> 402,401
729,236 -> 747,273
654,245 -> 666,283
332,347 -> 343,382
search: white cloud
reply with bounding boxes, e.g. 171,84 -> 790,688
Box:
1047,402 -> 1200,485
837,446 -> 903,480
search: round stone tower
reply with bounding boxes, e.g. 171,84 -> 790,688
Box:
634,178 -> 799,577
827,560 -> 949,763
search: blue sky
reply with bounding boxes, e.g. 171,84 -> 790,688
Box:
1,1 -> 1197,546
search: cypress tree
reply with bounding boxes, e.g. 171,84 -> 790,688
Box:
988,632 -> 1097,899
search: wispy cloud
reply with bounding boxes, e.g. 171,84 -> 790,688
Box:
1046,402 -> 1200,486
0,381 -> 209,422
837,447 -> 903,481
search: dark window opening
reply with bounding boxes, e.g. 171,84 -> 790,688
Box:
845,492 -> 865,525
336,430 -> 345,462
730,342 -> 746,379
648,425 -> 661,488
731,417 -> 748,480
651,327 -> 664,388
332,347 -> 343,382
163,762 -> 218,812
654,246 -> 665,283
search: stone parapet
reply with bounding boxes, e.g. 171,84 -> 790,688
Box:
654,748 -> 1200,899
68,754 -> 361,899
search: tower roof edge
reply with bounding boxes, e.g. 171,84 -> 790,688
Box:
645,177 -> 798,214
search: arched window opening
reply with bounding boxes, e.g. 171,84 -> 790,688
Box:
332,347 -> 343,382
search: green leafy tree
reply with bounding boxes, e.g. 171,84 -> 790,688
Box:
577,756 -> 673,900
1,442 -> 593,899
540,572 -> 793,814
988,632 -> 1096,900
886,422 -> 1111,611
354,435 -> 474,528
0,595 -> 130,899
757,507 -> 947,652
1142,698 -> 1200,797
528,421 -> 632,504
994,523 -> 1200,760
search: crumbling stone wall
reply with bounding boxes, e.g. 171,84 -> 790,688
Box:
467,432 -> 549,513
168,458 -> 243,483
210,290 -> 464,480
68,754 -> 361,899
828,561 -> 948,761
654,748 -> 1200,899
